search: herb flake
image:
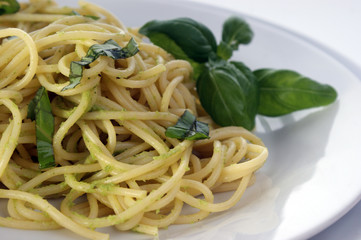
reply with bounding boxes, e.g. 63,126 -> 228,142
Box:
27,87 -> 56,169
165,110 -> 209,140
62,38 -> 139,91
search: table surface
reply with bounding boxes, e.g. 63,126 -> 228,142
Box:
191,0 -> 361,239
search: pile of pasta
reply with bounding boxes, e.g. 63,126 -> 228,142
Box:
0,0 -> 268,239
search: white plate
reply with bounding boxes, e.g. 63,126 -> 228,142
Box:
3,0 -> 361,240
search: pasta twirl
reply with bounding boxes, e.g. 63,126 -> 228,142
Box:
0,0 -> 268,239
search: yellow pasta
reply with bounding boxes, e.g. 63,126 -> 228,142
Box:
0,0 -> 268,239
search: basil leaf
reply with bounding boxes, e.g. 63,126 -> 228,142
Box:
90,39 -> 139,59
222,16 -> 253,48
62,38 -> 139,91
254,69 -> 338,116
165,110 -> 209,140
139,18 -> 217,63
218,16 -> 253,60
197,58 -> 259,130
27,87 -> 56,169
64,61 -> 84,91
70,10 -> 100,20
0,0 -> 20,15
146,32 -> 205,79
147,32 -> 189,60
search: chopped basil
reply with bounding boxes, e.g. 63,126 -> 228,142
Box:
62,38 -> 139,91
165,110 -> 209,140
27,87 -> 56,169
0,0 -> 20,15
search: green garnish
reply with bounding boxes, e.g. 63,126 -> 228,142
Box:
140,16 -> 337,130
62,38 -> 139,91
165,110 -> 209,140
27,87 -> 56,169
0,0 -> 20,15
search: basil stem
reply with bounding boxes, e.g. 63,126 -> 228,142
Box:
27,87 -> 56,169
165,110 -> 209,140
254,69 -> 338,116
0,0 -> 20,15
62,38 -> 139,91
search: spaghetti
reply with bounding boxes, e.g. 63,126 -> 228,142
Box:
0,0 -> 268,239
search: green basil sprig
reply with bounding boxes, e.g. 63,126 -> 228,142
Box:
139,18 -> 217,63
63,38 -> 139,91
254,69 -> 338,116
165,110 -> 209,140
27,87 -> 56,169
140,16 -> 337,131
0,0 -> 20,15
140,16 -> 260,130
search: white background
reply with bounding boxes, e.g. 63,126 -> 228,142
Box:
190,0 -> 361,239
